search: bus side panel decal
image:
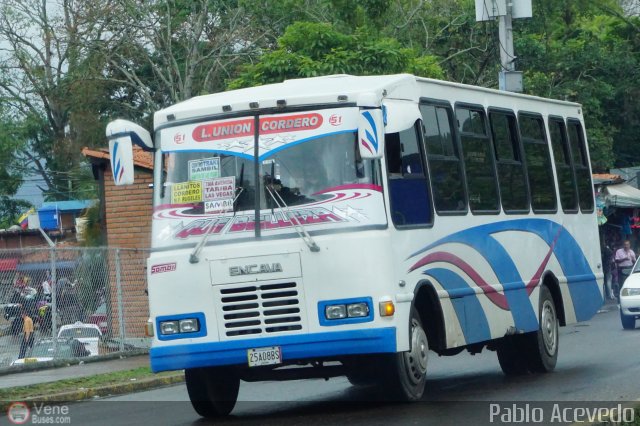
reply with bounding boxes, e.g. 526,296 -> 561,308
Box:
412,250 -> 538,333
408,219 -> 602,324
427,268 -> 492,344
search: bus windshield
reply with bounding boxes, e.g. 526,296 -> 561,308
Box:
153,108 -> 386,244
159,132 -> 375,212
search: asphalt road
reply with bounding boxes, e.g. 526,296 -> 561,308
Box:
34,301 -> 640,425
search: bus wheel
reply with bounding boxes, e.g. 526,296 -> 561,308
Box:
496,335 -> 529,375
185,367 -> 240,418
345,355 -> 377,386
525,285 -> 559,373
381,307 -> 428,401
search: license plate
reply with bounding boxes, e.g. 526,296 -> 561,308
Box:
247,346 -> 282,367
24,358 -> 38,363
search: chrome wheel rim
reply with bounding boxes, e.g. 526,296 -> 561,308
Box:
403,318 -> 428,385
541,299 -> 558,356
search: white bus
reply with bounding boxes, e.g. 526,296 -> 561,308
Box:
107,74 -> 603,417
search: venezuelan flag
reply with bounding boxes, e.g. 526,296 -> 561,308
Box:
17,207 -> 35,229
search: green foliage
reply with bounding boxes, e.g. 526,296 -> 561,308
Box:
516,4 -> 640,171
79,202 -> 105,247
407,55 -> 446,80
228,22 -> 444,89
0,107 -> 31,228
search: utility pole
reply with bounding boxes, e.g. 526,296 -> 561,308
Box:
475,0 -> 532,92
498,2 -> 515,72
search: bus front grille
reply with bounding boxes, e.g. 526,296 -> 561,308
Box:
219,282 -> 303,337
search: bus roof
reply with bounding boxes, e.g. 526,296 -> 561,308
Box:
154,74 -> 581,129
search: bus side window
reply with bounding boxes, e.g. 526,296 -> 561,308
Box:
456,106 -> 500,214
519,113 -> 558,213
489,110 -> 529,213
548,117 -> 578,212
567,119 -> 594,212
384,122 -> 432,227
420,102 -> 467,214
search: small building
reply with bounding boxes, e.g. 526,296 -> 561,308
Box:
81,147 -> 154,248
38,200 -> 95,231
82,146 -> 154,340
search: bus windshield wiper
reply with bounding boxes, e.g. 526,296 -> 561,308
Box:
190,165 -> 246,264
263,175 -> 320,253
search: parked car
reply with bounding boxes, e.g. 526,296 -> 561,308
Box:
11,337 -> 90,365
620,261 -> 640,329
87,303 -> 108,334
57,322 -> 102,355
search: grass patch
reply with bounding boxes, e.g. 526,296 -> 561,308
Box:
0,367 -> 181,404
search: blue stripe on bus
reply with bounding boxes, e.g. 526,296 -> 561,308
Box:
409,218 -> 602,322
424,268 -> 491,344
457,233 -> 539,332
149,327 -> 396,373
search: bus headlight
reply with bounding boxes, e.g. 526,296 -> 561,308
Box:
347,303 -> 370,318
160,320 -> 180,335
325,305 -> 347,319
325,303 -> 370,320
179,318 -> 200,333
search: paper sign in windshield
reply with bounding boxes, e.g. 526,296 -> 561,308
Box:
203,176 -> 235,214
203,177 -> 235,200
172,181 -> 203,204
205,199 -> 234,214
188,157 -> 220,181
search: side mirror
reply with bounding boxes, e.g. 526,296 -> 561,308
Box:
105,120 -> 153,186
108,136 -> 135,185
358,109 -> 385,159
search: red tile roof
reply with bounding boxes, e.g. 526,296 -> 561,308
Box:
82,146 -> 154,170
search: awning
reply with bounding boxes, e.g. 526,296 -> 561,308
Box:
605,183 -> 640,208
16,260 -> 77,272
0,258 -> 19,272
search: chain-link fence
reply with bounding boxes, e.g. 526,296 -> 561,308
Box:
0,247 -> 151,367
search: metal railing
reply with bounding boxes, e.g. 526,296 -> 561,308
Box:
0,247 -> 151,367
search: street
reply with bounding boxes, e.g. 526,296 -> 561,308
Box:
36,301 -> 640,424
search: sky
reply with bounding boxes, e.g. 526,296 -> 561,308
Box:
15,176 -> 45,208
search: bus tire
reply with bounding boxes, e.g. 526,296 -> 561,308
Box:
620,310 -> 636,330
345,356 -> 377,386
525,285 -> 559,373
380,307 -> 428,401
496,335 -> 529,376
185,367 -> 240,418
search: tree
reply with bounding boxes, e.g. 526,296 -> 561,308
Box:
514,1 -> 640,171
0,108 -> 31,228
228,22 -> 444,89
0,0 -> 107,201
97,0 -> 268,112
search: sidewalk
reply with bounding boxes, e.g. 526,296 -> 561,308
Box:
0,354 -> 151,389
0,354 -> 186,408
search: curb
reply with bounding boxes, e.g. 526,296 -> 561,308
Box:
0,372 -> 185,411
0,350 -> 149,376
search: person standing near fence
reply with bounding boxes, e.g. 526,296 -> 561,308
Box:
18,311 -> 34,359
41,271 -> 52,302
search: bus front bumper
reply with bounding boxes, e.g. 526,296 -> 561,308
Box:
150,327 -> 396,372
